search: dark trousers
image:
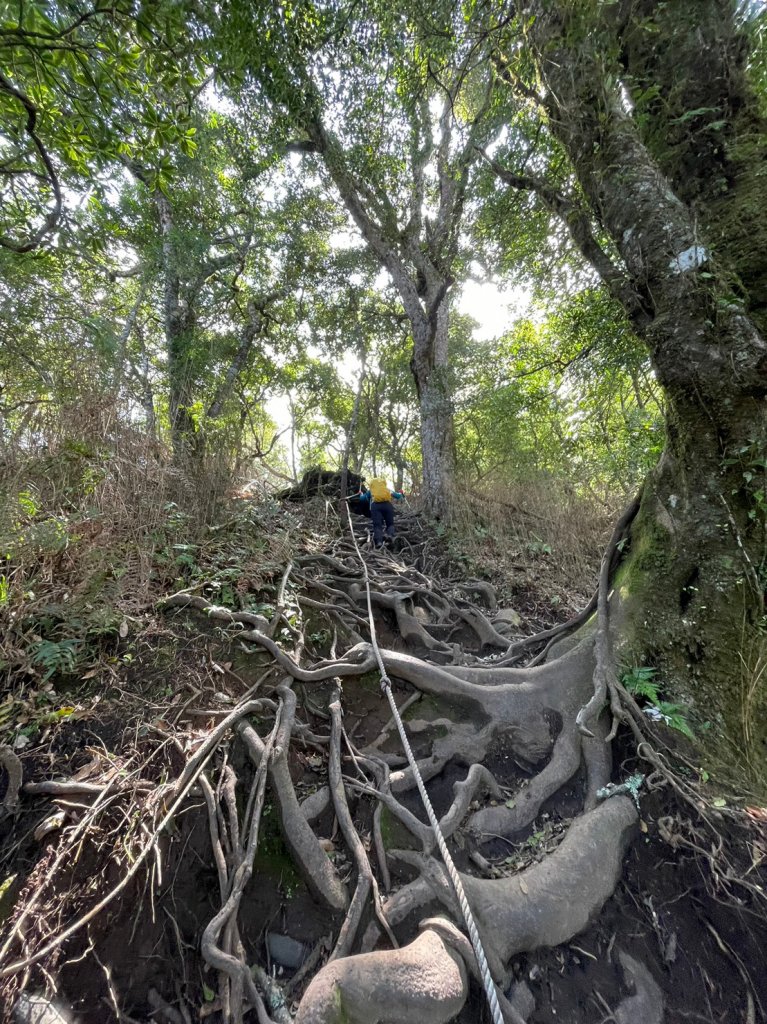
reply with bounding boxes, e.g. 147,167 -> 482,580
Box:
371,501 -> 395,546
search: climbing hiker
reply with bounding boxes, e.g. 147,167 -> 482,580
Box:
364,477 -> 404,548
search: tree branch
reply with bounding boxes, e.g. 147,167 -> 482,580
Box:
0,72 -> 62,252
481,150 -> 650,326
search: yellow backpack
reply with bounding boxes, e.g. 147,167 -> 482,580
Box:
369,478 -> 392,502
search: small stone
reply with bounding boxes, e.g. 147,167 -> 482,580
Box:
266,932 -> 308,971
494,607 -> 522,628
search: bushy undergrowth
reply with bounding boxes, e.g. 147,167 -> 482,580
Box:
0,409 -> 298,719
432,475 -> 617,620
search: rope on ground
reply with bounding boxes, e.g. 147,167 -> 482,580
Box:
344,504 -> 505,1024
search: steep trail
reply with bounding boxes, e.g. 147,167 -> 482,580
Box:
1,496 -> 765,1023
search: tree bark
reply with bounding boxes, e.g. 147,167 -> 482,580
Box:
411,298 -> 455,519
520,0 -> 767,766
156,192 -> 196,460
339,354 -> 366,508
618,0 -> 767,334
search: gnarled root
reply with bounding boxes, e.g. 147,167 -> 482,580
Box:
1,745 -> 22,813
238,688 -> 348,913
294,924 -> 469,1024
363,797 -> 637,978
469,723 -> 582,841
463,797 -> 638,968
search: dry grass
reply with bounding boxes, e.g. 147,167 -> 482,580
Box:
738,623 -> 767,787
0,399 -> 238,698
446,475 -> 619,623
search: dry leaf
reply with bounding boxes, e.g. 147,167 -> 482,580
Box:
519,878 -> 529,895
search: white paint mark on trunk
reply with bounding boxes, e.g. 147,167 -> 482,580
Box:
669,245 -> 709,273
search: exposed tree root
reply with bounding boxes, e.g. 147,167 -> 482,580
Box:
0,744 -> 22,813
294,923 -> 469,1024
8,498 -> 748,1024
238,688 -> 348,913
327,686 -> 393,958
613,951 -> 665,1024
201,707 -> 284,1024
359,797 -> 636,984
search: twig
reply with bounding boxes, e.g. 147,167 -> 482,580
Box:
0,701 -> 263,978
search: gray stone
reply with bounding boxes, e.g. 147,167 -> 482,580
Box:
267,932 -> 308,970
493,608 -> 522,629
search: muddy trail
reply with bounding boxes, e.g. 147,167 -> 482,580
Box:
1,497 -> 766,1023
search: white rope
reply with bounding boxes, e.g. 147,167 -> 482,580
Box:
344,505 -> 505,1024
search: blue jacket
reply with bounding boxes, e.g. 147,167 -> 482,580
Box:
363,488 -> 404,503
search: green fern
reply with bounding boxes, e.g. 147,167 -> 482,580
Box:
621,666 -> 661,704
655,701 -> 695,740
621,666 -> 694,739
30,638 -> 80,680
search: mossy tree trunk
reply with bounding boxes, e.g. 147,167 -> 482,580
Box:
618,0 -> 767,335
520,0 -> 767,772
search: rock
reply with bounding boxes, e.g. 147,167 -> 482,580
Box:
14,994 -> 73,1024
493,608 -> 522,629
267,932 -> 309,971
413,607 -> 431,624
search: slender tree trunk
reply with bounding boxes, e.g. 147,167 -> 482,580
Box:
112,281 -> 146,398
339,358 -> 366,507
139,333 -> 156,438
410,297 -> 455,519
522,0 -> 767,768
156,193 -> 195,459
288,395 -> 299,484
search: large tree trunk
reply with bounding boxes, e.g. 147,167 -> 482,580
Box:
618,0 -> 767,334
522,0 -> 767,769
302,110 -> 463,521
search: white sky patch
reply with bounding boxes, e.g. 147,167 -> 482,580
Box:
328,226 -> 366,250
458,279 -> 532,340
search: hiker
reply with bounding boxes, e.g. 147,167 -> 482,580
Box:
364,477 -> 404,548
